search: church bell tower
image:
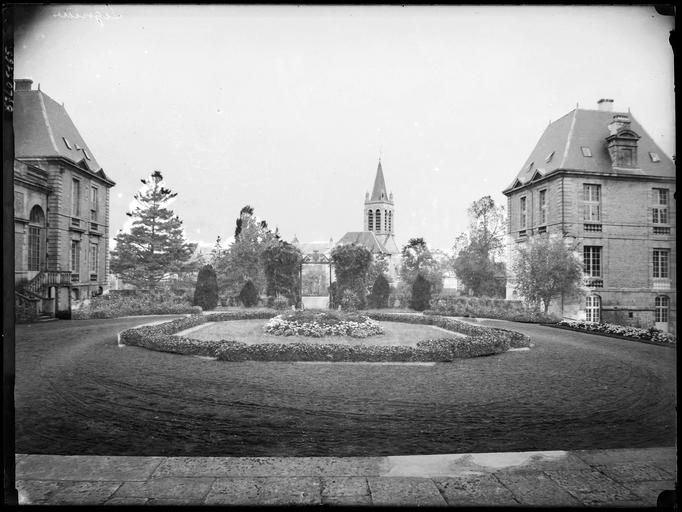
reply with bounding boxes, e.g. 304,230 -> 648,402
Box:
364,159 -> 395,238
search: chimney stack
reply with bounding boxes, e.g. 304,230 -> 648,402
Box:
15,78 -> 33,91
597,98 -> 614,112
608,114 -> 631,136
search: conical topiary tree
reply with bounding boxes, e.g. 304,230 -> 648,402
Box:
368,273 -> 390,309
193,264 -> 219,310
239,279 -> 259,308
410,273 -> 432,312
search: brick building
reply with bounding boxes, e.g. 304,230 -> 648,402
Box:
503,99 -> 676,333
14,79 -> 115,318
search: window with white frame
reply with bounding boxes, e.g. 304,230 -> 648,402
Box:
519,196 -> 527,230
538,189 -> 547,225
582,184 -> 601,222
653,249 -> 669,279
655,296 -> 670,323
89,243 -> 98,273
91,186 -> 99,221
583,246 -> 602,277
72,178 -> 81,217
652,188 -> 669,225
71,240 -> 80,273
585,295 -> 601,323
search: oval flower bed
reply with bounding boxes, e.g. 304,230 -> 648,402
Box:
264,310 -> 384,338
118,310 -> 532,362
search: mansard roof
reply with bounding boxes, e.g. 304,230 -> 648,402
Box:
504,107 -> 675,193
14,84 -> 115,185
369,160 -> 390,202
336,231 -> 388,254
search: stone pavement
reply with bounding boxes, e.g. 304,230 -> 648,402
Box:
14,447 -> 676,506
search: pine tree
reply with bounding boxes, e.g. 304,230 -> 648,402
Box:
194,264 -> 219,310
110,170 -> 197,289
239,279 -> 259,308
368,273 -> 390,309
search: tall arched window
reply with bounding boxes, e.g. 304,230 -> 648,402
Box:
384,210 -> 388,231
368,210 -> 373,231
28,205 -> 45,271
389,211 -> 393,232
655,296 -> 670,323
375,209 -> 381,232
585,295 -> 601,323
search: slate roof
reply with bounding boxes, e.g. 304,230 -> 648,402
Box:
336,231 -> 388,254
14,84 -> 114,184
369,160 -> 390,201
504,107 -> 675,193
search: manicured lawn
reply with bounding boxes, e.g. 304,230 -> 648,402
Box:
176,319 -> 465,346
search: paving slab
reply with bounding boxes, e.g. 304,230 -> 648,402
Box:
152,456 -> 386,478
320,477 -> 372,505
111,476 -> 215,501
384,450 -> 591,477
18,480 -> 122,505
17,455 -> 164,481
545,468 -> 648,506
368,477 -> 447,506
204,477 -> 322,505
594,462 -> 674,483
103,496 -> 150,505
494,470 -> 583,506
573,447 -> 676,466
434,474 -> 519,506
624,480 -> 677,503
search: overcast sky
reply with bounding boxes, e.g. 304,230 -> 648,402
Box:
14,5 -> 675,252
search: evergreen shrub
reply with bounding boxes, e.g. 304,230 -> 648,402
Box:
368,273 -> 390,309
410,274 -> 432,311
193,264 -> 219,310
239,280 -> 259,308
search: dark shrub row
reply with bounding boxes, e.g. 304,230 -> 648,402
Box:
426,296 -> 559,324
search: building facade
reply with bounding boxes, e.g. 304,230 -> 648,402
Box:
14,79 -> 115,318
503,99 -> 676,333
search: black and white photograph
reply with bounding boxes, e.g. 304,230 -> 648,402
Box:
3,4 -> 676,507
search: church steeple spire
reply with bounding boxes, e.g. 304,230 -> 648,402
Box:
370,160 -> 389,201
364,159 -> 394,237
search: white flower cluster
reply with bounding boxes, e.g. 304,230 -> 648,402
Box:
264,315 -> 384,338
558,320 -> 676,344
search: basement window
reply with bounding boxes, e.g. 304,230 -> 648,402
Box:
581,146 -> 593,157
649,152 -> 660,163
63,137 -> 72,149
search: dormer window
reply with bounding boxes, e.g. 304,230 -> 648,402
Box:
649,152 -> 660,163
581,146 -> 592,157
527,162 -> 534,172
83,149 -> 91,160
545,151 -> 554,163
63,137 -> 72,149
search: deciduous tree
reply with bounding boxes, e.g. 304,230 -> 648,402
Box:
511,236 -> 583,313
400,238 -> 443,296
331,244 -> 373,310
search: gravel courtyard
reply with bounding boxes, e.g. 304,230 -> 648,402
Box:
14,315 -> 676,457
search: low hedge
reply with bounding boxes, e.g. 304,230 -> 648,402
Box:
427,296 -> 559,324
73,293 -> 202,319
119,309 -> 530,360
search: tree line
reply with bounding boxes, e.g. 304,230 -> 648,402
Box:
111,172 -> 583,313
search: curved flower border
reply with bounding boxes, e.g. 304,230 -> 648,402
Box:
263,315 -> 383,338
118,310 -> 532,361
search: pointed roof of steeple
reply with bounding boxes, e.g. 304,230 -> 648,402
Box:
370,159 -> 389,201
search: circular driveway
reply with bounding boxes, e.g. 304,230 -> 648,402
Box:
15,316 -> 676,457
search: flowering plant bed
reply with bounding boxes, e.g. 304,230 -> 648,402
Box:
553,320 -> 676,345
264,309 -> 383,338
118,309 -> 532,361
